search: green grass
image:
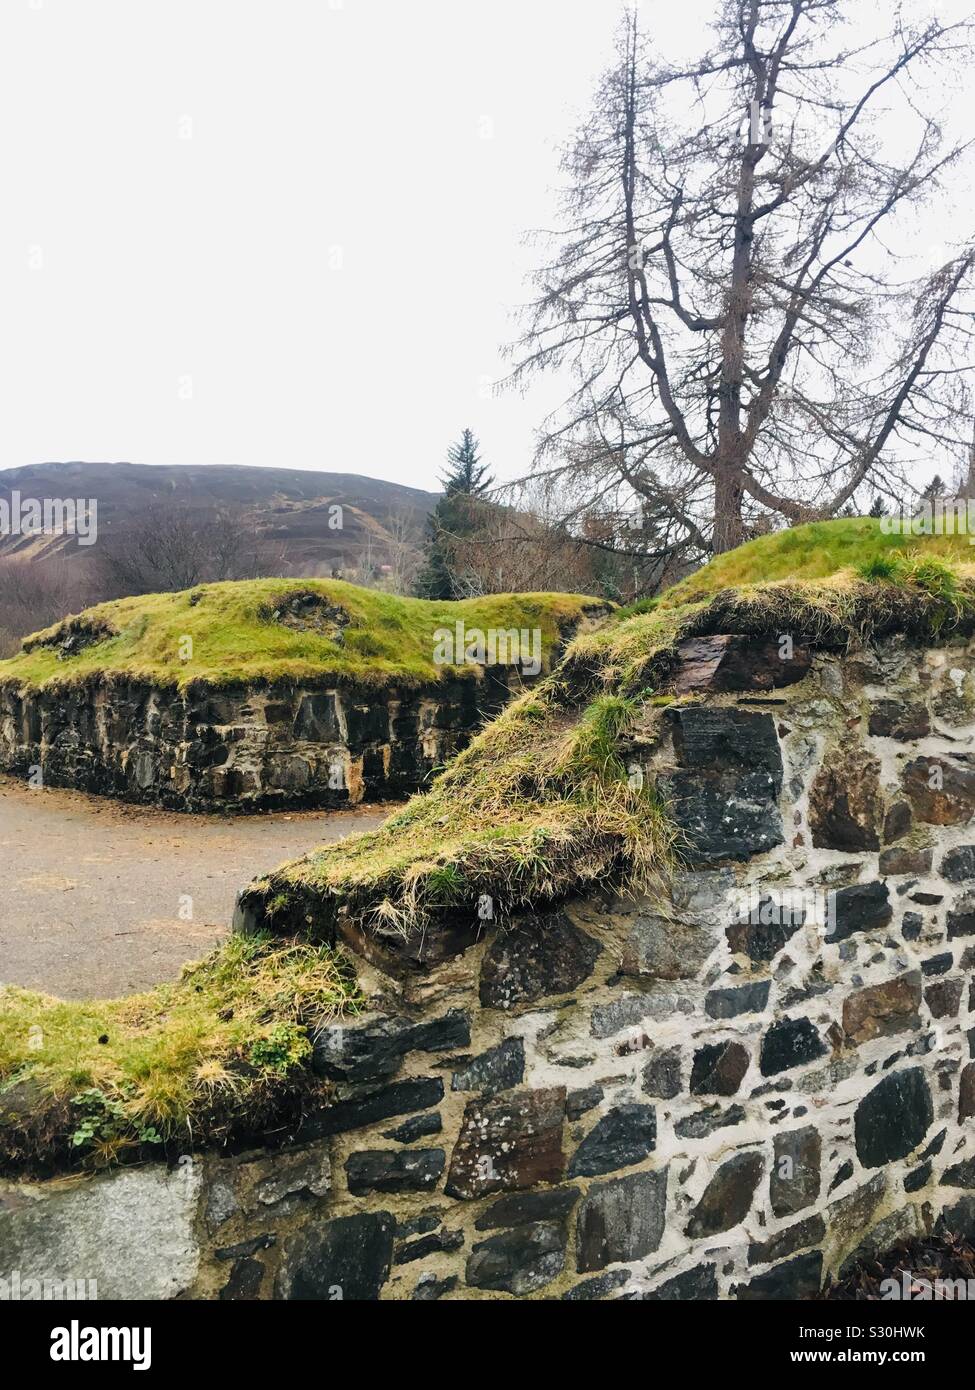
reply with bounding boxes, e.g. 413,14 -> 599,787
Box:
0,577 -> 605,694
659,516 -> 975,607
0,934 -> 359,1174
246,518 -> 975,950
11,517 -> 975,1175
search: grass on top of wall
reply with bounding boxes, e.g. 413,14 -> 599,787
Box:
246,520 -> 975,946
0,578 -> 605,694
0,933 -> 360,1175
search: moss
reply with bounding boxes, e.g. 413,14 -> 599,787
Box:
660,516 -> 975,608
0,934 -> 360,1175
0,577 -> 605,695
250,521 -> 975,949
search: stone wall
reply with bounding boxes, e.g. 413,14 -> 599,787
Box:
3,635 -> 975,1299
0,671 -> 518,811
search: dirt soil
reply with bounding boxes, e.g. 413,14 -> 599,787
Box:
0,774 -> 391,1001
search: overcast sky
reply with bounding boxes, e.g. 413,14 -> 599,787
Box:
0,0 -> 966,493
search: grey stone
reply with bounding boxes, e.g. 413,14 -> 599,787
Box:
567,1105 -> 657,1178
0,1164 -> 202,1300
576,1168 -> 668,1273
451,1037 -> 525,1098
685,1151 -> 763,1239
467,1221 -> 566,1295
479,911 -> 601,1010
344,1148 -> 445,1195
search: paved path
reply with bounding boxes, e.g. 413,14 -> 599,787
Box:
0,775 -> 390,1000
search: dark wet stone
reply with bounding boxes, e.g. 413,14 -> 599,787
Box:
660,708 -> 783,864
562,1269 -> 630,1301
748,1215 -> 825,1266
642,1262 -> 718,1301
941,845 -> 975,882
675,1104 -> 746,1140
576,1169 -> 668,1273
760,1017 -> 827,1076
466,1222 -> 566,1295
479,911 -> 601,1010
382,1112 -> 443,1144
771,1126 -> 822,1218
566,1085 -> 603,1120
278,1211 -> 395,1300
451,1037 -> 525,1098
474,1186 -> 579,1231
345,1149 -> 445,1196
854,1068 -> 933,1168
925,978 -> 964,1019
884,802 -> 913,844
672,634 -> 812,694
921,954 -> 953,978
394,1228 -> 464,1265
220,1257 -> 265,1301
904,1162 -> 932,1194
686,1151 -> 763,1239
411,1273 -> 458,1301
959,1063 -> 975,1123
737,1251 -> 823,1301
705,980 -> 770,1019
941,1157 -> 975,1189
312,1009 -> 471,1083
567,1104 -> 657,1178
947,907 -> 975,941
690,1041 -> 750,1097
726,898 -> 803,962
828,1160 -> 854,1194
642,1047 -> 683,1100
828,882 -> 892,942
297,1076 -> 445,1140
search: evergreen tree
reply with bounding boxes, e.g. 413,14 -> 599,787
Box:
415,430 -> 494,599
868,495 -> 886,518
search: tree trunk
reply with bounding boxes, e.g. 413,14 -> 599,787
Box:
712,471 -> 746,553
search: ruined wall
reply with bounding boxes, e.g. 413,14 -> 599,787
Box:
3,634 -> 975,1300
0,672 -> 518,812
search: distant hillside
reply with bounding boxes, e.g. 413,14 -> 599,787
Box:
0,462 -> 440,577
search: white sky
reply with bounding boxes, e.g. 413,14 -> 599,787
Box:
0,0 -> 968,493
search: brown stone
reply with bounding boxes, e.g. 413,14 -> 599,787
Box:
672,634 -> 812,695
809,748 -> 882,851
883,802 -> 913,844
444,1087 -> 565,1200
868,699 -> 931,741
902,757 -> 975,826
878,847 -> 933,876
924,978 -> 964,1020
842,973 -> 922,1045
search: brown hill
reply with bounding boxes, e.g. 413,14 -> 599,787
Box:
0,461 -> 439,578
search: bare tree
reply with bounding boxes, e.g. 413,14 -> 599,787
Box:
0,556 -> 95,655
99,505 -> 275,596
509,2 -> 975,553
